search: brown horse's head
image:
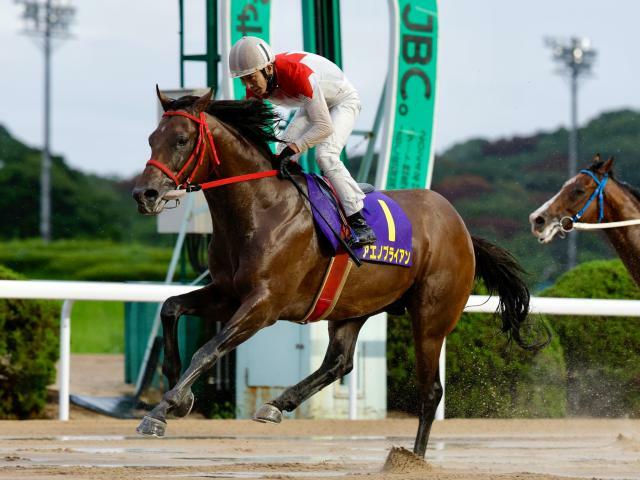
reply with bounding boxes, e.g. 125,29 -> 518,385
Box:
132,86 -> 214,215
529,154 -> 614,243
132,87 -> 281,215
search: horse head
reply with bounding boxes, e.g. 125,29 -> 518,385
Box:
133,87 -> 281,216
529,153 -> 614,243
132,87 -> 215,215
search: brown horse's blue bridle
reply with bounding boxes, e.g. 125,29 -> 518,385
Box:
572,169 -> 609,223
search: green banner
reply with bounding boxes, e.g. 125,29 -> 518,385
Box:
384,0 -> 438,189
230,0 -> 272,100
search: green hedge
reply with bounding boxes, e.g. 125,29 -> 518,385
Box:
0,239 -> 182,281
444,313 -> 565,417
0,265 -> 59,418
541,259 -> 640,417
387,314 -> 565,418
388,308 -> 566,417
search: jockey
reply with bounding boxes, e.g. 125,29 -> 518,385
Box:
228,36 -> 376,249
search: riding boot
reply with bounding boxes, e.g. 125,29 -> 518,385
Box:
347,211 -> 377,249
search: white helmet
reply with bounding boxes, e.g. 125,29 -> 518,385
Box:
228,36 -> 275,78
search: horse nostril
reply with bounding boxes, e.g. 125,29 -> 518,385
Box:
131,187 -> 144,202
534,216 -> 545,226
143,189 -> 159,202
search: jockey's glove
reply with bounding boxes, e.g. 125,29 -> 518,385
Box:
276,146 -> 301,179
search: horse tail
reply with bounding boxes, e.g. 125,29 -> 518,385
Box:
471,236 -> 551,350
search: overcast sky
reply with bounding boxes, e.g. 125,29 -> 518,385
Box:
1,0 -> 639,178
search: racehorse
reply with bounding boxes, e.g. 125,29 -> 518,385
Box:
132,88 -> 535,458
529,154 -> 640,286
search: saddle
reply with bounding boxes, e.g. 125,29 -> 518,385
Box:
303,173 -> 413,267
298,174 -> 413,323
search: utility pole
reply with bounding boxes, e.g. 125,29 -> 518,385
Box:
545,36 -> 596,270
16,0 -> 75,242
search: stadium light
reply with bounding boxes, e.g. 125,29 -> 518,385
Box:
545,36 -> 597,270
15,0 -> 76,242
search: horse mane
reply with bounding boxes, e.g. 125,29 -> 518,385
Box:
588,160 -> 640,204
165,96 -> 281,160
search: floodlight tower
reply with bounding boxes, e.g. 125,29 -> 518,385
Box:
15,0 -> 75,242
546,36 -> 596,270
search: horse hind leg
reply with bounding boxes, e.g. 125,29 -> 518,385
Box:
254,317 -> 367,423
408,283 -> 468,458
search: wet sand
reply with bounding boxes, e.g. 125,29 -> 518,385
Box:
0,418 -> 638,479
0,355 -> 636,479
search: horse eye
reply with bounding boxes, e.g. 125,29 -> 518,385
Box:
176,136 -> 189,147
570,187 -> 586,199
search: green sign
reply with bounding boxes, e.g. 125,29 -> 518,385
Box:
380,0 -> 438,189
230,0 -> 272,100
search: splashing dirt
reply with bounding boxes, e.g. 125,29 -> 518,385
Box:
382,446 -> 432,474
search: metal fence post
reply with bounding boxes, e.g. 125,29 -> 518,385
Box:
59,299 -> 74,420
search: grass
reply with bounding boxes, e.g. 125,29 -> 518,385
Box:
70,301 -> 125,354
0,238 -> 185,282
0,239 -> 200,354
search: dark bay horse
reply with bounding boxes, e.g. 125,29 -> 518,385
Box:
530,154 -> 640,286
132,88 -> 534,458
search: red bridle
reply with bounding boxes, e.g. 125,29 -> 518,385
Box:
146,110 -> 277,192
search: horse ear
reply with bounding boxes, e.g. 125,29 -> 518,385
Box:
591,153 -> 601,164
596,156 -> 615,175
156,84 -> 173,112
193,88 -> 214,114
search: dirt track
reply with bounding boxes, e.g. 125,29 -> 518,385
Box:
0,418 -> 638,480
0,355 -> 637,479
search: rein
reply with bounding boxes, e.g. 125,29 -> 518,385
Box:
146,110 -> 278,192
561,169 -> 640,231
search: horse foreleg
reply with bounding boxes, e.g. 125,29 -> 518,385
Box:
137,288 -> 275,437
254,317 -> 367,423
159,284 -> 234,418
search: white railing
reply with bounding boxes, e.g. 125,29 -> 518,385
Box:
1,279 -> 640,421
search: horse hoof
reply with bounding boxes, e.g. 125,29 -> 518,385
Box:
172,390 -> 194,418
136,415 -> 167,437
252,403 -> 282,424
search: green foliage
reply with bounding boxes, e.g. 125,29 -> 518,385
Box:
203,400 -> 236,419
444,313 -> 566,417
0,124 -> 158,242
0,238 -> 194,355
543,259 -> 640,300
0,265 -> 60,418
387,309 -> 566,418
0,239 -> 179,281
541,259 -> 640,417
0,238 -> 199,355
350,110 -> 640,290
71,301 -> 124,354
428,109 -> 640,288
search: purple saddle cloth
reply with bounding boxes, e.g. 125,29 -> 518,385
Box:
303,173 -> 413,267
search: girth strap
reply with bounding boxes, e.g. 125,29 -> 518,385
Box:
300,251 -> 353,323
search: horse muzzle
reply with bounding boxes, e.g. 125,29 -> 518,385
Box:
529,211 -> 563,244
132,186 -> 170,215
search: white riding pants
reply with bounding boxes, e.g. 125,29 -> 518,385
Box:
278,94 -> 365,216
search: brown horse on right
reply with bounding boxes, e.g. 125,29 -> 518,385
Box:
530,154 -> 640,286
132,89 -> 538,458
